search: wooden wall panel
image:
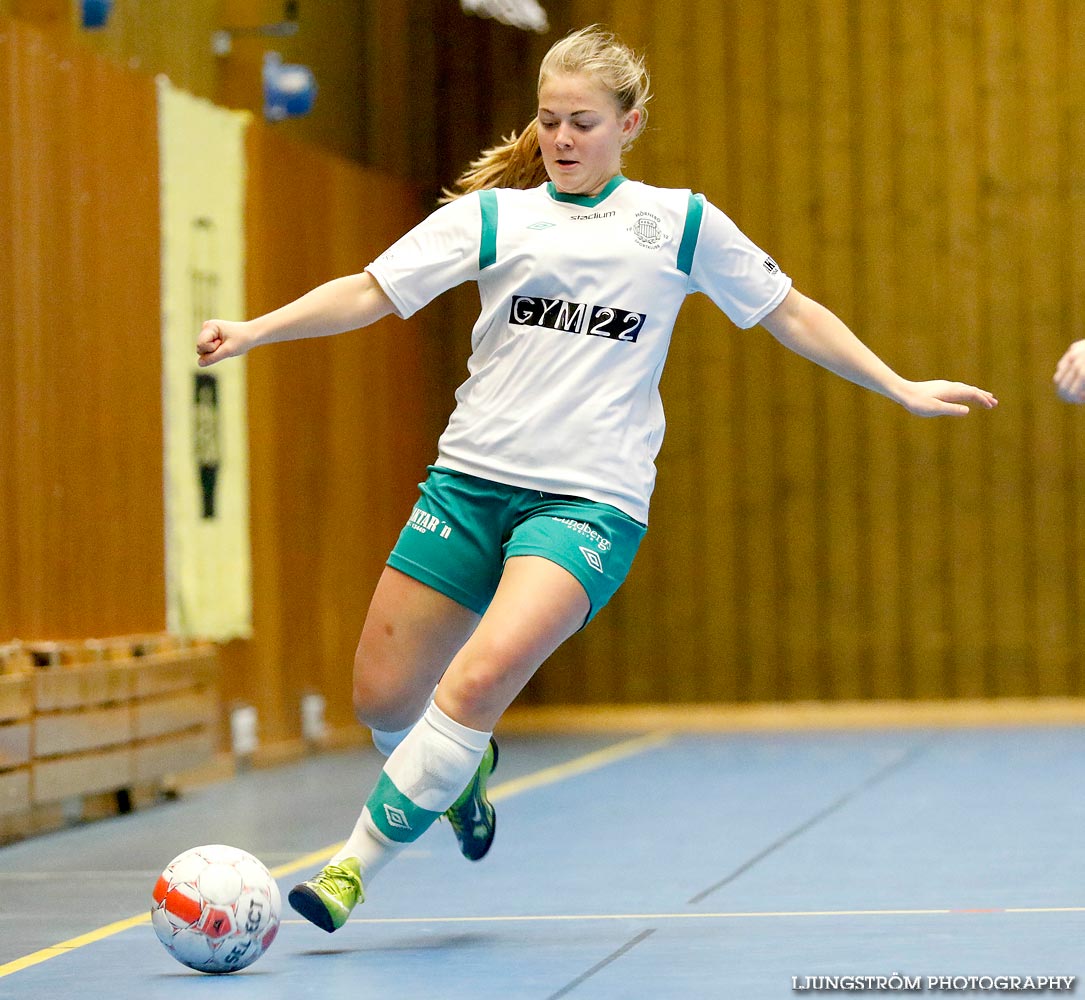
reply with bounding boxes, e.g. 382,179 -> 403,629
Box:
1022,0 -> 1071,696
78,0 -> 220,96
815,0 -> 862,700
215,0 -> 554,195
6,0 -> 549,192
233,129 -> 438,739
895,5 -> 943,699
523,0 -> 1085,706
981,0 -> 1031,697
0,20 -> 440,746
1,0 -> 220,96
690,0 -> 738,704
1068,1 -> 1085,698
8,2 -> 1085,719
0,17 -> 164,639
854,0 -> 905,702
0,23 -> 15,633
939,0 -> 988,698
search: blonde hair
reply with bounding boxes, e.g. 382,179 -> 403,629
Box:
441,25 -> 651,203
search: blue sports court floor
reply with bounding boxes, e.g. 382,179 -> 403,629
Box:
1,725 -> 1083,999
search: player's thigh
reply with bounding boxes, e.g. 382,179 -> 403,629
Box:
435,555 -> 590,730
354,566 -> 480,729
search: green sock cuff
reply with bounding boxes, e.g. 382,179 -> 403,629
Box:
365,771 -> 443,843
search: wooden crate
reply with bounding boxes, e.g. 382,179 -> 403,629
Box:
0,642 -> 33,675
0,673 -> 33,820
0,673 -> 32,723
0,635 -> 222,832
132,688 -> 218,741
134,728 -> 218,785
0,717 -> 31,819
129,644 -> 217,698
34,704 -> 130,757
85,632 -> 180,661
33,659 -> 132,711
130,645 -> 219,783
31,644 -> 137,808
0,720 -> 32,771
32,746 -> 134,804
0,767 -> 30,818
27,636 -> 220,808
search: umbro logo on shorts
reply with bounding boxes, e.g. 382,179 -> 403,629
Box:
579,546 -> 604,574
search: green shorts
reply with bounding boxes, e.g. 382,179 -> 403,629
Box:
387,466 -> 647,624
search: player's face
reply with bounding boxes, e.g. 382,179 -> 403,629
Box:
537,73 -> 640,197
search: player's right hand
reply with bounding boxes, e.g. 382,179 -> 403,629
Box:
196,319 -> 252,367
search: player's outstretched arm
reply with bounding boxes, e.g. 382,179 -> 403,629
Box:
196,272 -> 396,367
1054,339 -> 1085,404
759,288 -> 998,417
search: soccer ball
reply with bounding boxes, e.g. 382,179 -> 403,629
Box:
151,844 -> 281,973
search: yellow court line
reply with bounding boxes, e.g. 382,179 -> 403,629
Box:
266,729 -> 674,880
489,729 -> 673,803
0,915 -> 151,977
0,729 -> 672,979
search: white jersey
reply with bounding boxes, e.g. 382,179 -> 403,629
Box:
366,177 -> 790,523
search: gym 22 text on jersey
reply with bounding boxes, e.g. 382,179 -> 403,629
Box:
509,294 -> 647,343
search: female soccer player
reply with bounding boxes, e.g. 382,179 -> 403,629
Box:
196,26 -> 998,932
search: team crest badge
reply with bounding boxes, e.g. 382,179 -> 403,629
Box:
629,210 -> 669,249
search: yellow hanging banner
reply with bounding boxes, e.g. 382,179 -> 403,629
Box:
157,77 -> 252,639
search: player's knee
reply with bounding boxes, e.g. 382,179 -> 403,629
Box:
351,650 -> 397,728
352,682 -> 395,731
441,651 -> 511,722
352,680 -> 410,731
351,646 -> 429,732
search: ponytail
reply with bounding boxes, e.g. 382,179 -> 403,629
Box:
439,119 -> 548,203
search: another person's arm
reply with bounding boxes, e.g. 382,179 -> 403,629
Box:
1054,340 -> 1085,403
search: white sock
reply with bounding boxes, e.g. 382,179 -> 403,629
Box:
369,722 -> 414,757
368,688 -> 437,757
331,702 -> 491,884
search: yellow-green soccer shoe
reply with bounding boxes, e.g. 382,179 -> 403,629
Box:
288,857 -> 364,933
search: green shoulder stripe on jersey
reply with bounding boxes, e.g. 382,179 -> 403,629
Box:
479,189 -> 498,269
677,192 -> 704,276
546,175 -> 627,207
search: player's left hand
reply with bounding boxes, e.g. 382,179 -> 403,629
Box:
1054,340 -> 1085,404
897,380 -> 999,417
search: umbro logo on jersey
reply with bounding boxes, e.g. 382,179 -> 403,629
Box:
579,546 -> 605,573
527,221 -> 556,230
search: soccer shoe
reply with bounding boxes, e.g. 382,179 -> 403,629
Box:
287,857 -> 364,933
445,736 -> 499,861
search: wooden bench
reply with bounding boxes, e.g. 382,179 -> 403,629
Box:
0,635 -> 220,843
